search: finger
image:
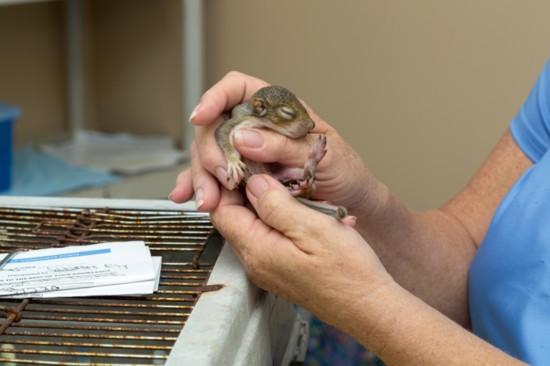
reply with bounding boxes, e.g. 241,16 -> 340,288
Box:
194,117 -> 237,190
169,168 -> 194,203
188,142 -> 220,212
190,72 -> 269,126
245,174 -> 335,253
233,128 -> 314,167
211,187 -> 282,268
234,129 -> 338,198
213,180 -> 245,209
210,192 -> 270,261
211,187 -> 305,291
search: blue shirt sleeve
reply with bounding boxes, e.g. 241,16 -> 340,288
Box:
510,60 -> 550,162
469,58 -> 550,365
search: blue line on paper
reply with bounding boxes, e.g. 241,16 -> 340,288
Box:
9,248 -> 112,264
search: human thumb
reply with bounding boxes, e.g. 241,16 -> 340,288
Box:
245,175 -> 311,235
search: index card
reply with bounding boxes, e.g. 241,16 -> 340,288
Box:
0,241 -> 160,298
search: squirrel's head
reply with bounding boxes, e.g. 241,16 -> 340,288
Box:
249,86 -> 315,137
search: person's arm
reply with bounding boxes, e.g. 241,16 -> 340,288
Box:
354,130 -> 532,325
347,279 -> 527,365
211,173 -> 528,365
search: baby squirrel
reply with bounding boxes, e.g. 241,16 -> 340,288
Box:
215,85 -> 348,220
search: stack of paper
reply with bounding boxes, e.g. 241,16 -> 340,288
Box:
0,241 -> 161,298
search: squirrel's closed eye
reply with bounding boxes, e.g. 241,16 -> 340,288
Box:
278,106 -> 296,120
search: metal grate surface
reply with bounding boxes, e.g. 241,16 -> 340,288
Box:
0,204 -> 221,365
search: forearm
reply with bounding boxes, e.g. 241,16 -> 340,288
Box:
344,282 -> 526,366
353,181 -> 476,326
350,131 -> 532,326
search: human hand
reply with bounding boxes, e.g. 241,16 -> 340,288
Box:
170,71 -> 378,220
210,173 -> 394,330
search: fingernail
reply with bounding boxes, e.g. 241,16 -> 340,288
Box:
234,129 -> 264,149
195,188 -> 204,209
189,103 -> 200,122
215,166 -> 227,184
168,187 -> 178,201
247,176 -> 270,198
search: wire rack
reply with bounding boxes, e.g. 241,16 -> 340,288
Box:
0,203 -> 221,365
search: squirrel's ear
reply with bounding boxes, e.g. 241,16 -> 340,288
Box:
251,98 -> 267,116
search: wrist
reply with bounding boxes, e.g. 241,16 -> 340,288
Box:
353,177 -> 412,239
339,280 -> 403,349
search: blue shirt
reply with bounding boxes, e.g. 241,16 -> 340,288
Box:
469,59 -> 550,365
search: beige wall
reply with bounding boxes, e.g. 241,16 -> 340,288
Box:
0,2 -> 66,143
90,0 -> 182,137
2,1 -> 550,209
0,0 -> 183,145
204,1 -> 550,209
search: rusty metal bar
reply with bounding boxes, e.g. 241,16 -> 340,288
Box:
0,204 -> 221,365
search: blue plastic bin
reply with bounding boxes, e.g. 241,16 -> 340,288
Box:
0,104 -> 20,192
